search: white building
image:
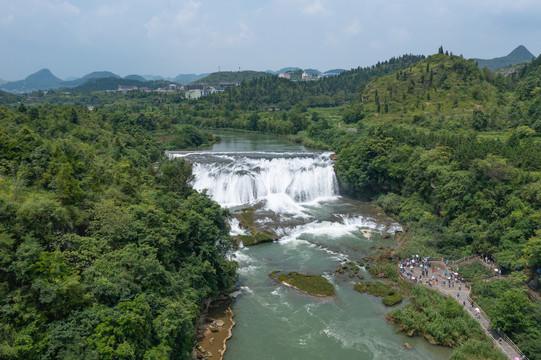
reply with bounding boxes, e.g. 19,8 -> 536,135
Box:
185,89 -> 202,100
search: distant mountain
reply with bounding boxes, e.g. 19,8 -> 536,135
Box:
0,69 -> 123,93
303,69 -> 321,75
277,67 -> 301,74
81,71 -> 120,81
0,68 -> 64,93
174,73 -> 208,85
0,78 -> 7,85
192,71 -> 272,86
124,74 -> 147,82
142,75 -> 166,81
473,45 -> 535,71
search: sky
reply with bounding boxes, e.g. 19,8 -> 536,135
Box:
1,0 -> 541,81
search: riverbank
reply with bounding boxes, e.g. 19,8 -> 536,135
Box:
194,295 -> 236,360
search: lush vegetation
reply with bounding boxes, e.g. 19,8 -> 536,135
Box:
5,48 -> 540,359
192,71 -> 272,86
335,52 -> 540,358
353,281 -> 403,306
269,271 -> 335,296
0,90 -> 23,105
196,54 -> 424,110
0,104 -> 236,359
388,286 -> 505,359
458,262 -> 494,281
471,279 -> 541,358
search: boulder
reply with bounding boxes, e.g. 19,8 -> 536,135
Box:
403,342 -> 413,349
214,320 -> 225,327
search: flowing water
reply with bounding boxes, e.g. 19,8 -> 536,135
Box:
169,131 -> 452,360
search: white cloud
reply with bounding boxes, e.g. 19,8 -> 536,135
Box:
145,15 -> 166,38
301,0 -> 328,16
145,0 -> 202,40
344,20 -> 360,36
173,0 -> 201,27
39,0 -> 81,17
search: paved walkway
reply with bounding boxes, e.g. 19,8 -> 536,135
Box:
398,259 -> 525,360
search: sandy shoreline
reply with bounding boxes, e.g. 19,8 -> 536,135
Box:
194,296 -> 236,360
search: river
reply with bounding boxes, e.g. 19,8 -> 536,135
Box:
169,130 -> 452,360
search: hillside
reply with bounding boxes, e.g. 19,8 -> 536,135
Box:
0,90 -> 23,104
198,54 -> 425,109
355,53 -> 509,132
193,70 -> 273,86
65,78 -> 172,92
474,45 -> 535,71
124,74 -> 147,82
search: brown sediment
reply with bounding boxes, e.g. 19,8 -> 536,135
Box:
194,296 -> 236,360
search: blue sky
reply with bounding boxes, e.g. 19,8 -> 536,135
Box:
1,0 -> 540,80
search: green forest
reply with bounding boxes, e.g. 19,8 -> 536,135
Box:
1,49 -> 540,359
0,105 -> 236,358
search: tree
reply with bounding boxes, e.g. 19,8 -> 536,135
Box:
69,108 -> 78,124
54,162 -> 83,205
158,157 -> 194,197
472,110 -> 488,130
491,290 -> 534,336
521,231 -> 541,269
248,112 -> 260,131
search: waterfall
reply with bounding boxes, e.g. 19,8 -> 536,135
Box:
171,151 -> 339,212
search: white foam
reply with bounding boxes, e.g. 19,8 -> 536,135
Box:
239,285 -> 253,294
228,218 -> 248,236
183,152 -> 339,213
237,265 -> 261,276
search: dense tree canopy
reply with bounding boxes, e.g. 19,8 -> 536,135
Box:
0,104 -> 236,359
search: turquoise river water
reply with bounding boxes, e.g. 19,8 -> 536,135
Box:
169,131 -> 452,360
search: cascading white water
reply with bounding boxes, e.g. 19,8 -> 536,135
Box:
167,133 -> 450,360
172,152 -> 339,212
